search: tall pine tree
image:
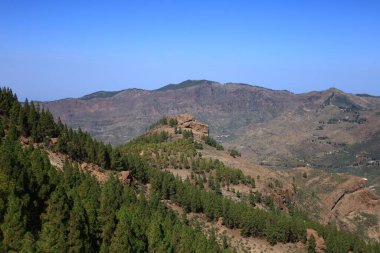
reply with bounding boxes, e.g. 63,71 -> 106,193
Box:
37,186 -> 69,253
98,175 -> 122,253
1,193 -> 27,252
109,209 -> 133,253
67,197 -> 90,253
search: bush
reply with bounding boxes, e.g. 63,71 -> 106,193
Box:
168,118 -> 178,127
194,142 -> 203,150
202,135 -> 224,150
182,130 -> 194,140
229,149 -> 241,158
149,116 -> 168,129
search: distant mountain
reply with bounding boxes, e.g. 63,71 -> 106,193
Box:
42,80 -> 380,193
42,80 -> 297,145
156,79 -> 218,91
80,90 -> 126,100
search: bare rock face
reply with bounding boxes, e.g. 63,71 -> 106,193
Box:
20,136 -> 29,145
290,167 -> 380,241
326,180 -> 380,242
172,114 -> 209,136
325,177 -> 367,211
118,171 -> 132,184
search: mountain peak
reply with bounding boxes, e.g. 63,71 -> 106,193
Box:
80,90 -> 126,100
326,87 -> 344,94
156,79 -> 219,91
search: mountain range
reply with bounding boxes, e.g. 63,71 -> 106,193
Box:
42,80 -> 380,194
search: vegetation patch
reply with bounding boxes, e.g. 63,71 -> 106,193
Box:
202,135 -> 224,150
157,80 -> 216,91
149,116 -> 169,129
360,212 -> 379,227
229,149 -> 241,158
80,90 -> 125,100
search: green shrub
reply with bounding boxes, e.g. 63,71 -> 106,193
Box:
202,135 -> 224,150
229,149 -> 241,158
168,118 -> 178,127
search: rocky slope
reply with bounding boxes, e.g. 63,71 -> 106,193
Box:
141,114 -> 380,242
286,167 -> 380,242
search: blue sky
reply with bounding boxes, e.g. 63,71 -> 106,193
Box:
1,0 -> 379,101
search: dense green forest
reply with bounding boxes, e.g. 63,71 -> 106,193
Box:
0,88 -> 228,252
1,87 -> 380,252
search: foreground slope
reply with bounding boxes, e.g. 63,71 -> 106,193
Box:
0,88 -> 230,253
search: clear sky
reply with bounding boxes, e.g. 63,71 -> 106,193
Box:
1,0 -> 379,101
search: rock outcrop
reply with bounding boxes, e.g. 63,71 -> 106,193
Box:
325,177 -> 367,211
171,114 -> 209,137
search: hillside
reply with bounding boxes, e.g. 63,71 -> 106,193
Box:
42,80 -> 380,194
143,115 -> 380,243
2,87 -> 380,252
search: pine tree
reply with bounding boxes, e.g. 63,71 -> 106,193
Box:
147,213 -> 164,252
77,175 -> 100,250
67,199 -> 90,253
21,232 -> 35,253
37,186 -> 69,253
7,122 -> 19,140
109,210 -> 133,253
98,175 -> 122,253
99,145 -> 111,169
0,120 -> 4,139
0,87 -> 18,116
177,227 -> 194,253
9,101 -> 20,126
38,109 -> 57,139
1,194 -> 27,252
18,99 -> 30,136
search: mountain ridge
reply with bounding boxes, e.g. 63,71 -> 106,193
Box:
57,80 -> 377,102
